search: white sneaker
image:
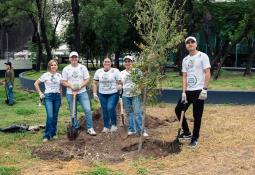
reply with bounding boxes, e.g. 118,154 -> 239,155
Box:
143,132 -> 149,137
102,127 -> 110,133
87,128 -> 97,136
43,138 -> 49,142
110,125 -> 118,132
52,136 -> 58,140
128,131 -> 135,136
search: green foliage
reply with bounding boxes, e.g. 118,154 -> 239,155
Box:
133,0 -> 186,103
0,166 -> 20,175
87,166 -> 112,175
137,167 -> 149,175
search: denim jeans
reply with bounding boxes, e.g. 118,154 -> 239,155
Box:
44,93 -> 61,139
66,92 -> 93,129
122,95 -> 144,133
6,82 -> 14,105
98,92 -> 119,129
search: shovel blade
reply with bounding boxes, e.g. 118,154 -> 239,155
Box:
67,124 -> 79,140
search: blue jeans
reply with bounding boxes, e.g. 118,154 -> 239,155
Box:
6,82 -> 14,105
44,93 -> 61,139
98,92 -> 119,128
122,96 -> 144,133
66,92 -> 93,129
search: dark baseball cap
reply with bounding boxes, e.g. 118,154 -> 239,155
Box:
4,61 -> 12,66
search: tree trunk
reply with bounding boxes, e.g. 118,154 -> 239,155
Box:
115,51 -> 120,69
36,0 -> 52,64
244,41 -> 255,76
30,15 -> 43,71
71,0 -> 81,52
0,24 -> 5,59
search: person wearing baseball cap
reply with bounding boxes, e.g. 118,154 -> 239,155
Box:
174,36 -> 211,148
120,55 -> 148,137
62,51 -> 97,136
3,61 -> 15,105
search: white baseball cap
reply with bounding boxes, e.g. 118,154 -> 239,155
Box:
185,36 -> 197,43
123,55 -> 134,61
69,51 -> 79,58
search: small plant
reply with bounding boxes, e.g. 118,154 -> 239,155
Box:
0,166 -> 20,175
137,167 -> 149,175
87,166 -> 112,175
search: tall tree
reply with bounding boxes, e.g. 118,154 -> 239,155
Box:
133,0 -> 186,152
71,0 -> 81,52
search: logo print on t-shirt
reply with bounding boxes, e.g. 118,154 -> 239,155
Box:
187,74 -> 197,87
187,60 -> 194,70
72,71 -> 79,79
101,73 -> 111,89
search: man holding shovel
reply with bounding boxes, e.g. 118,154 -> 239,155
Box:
62,51 -> 96,136
175,36 -> 211,148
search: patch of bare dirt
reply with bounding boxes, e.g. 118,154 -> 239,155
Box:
33,108 -> 179,163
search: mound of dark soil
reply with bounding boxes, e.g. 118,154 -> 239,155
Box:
33,108 -> 180,163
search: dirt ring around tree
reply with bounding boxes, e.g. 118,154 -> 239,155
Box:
33,108 -> 182,163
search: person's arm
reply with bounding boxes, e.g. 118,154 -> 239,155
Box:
81,78 -> 89,88
34,79 -> 44,98
182,72 -> 187,93
10,69 -> 14,85
92,80 -> 98,94
61,80 -> 72,89
203,68 -> 211,89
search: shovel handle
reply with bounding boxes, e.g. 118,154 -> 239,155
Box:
72,91 -> 77,120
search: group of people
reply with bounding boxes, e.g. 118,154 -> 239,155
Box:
34,35 -> 211,149
34,51 -> 148,142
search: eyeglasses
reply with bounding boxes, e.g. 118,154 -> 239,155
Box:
124,60 -> 132,63
104,61 -> 111,63
185,40 -> 195,44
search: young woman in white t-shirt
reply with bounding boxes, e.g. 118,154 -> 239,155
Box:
93,57 -> 122,133
34,59 -> 62,142
120,55 -> 148,137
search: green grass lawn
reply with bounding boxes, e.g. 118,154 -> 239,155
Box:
0,80 -> 99,175
24,68 -> 255,90
161,70 -> 255,90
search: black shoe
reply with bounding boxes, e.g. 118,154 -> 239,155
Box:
178,132 -> 192,140
188,139 -> 198,148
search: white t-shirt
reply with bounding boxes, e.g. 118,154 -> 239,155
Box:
121,68 -> 141,97
182,51 -> 211,91
62,64 -> 90,94
39,72 -> 62,94
94,68 -> 121,94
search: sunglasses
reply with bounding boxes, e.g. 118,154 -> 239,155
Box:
185,40 -> 195,44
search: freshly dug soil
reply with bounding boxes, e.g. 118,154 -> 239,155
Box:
33,108 -> 180,163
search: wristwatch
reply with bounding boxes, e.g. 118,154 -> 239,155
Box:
203,87 -> 208,90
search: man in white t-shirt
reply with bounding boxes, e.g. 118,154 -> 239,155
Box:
62,51 -> 96,136
175,36 -> 211,148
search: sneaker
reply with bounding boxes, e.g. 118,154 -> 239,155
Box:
102,127 -> 110,133
128,131 -> 135,136
188,139 -> 198,148
178,132 -> 192,140
110,125 -> 118,132
87,128 -> 97,136
43,138 -> 49,142
143,132 -> 149,137
52,136 -> 58,140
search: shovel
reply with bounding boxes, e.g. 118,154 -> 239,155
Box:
119,89 -> 125,127
67,91 -> 79,140
169,101 -> 187,152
